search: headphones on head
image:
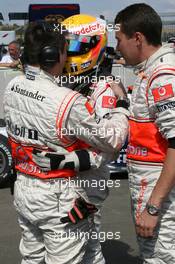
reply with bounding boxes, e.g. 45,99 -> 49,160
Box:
36,21 -> 60,67
39,46 -> 60,66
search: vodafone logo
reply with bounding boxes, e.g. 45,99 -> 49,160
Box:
152,84 -> 174,103
66,19 -> 106,35
108,97 -> 115,105
74,23 -> 103,35
102,96 -> 116,108
158,87 -> 166,96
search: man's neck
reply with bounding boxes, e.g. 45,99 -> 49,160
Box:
139,44 -> 162,63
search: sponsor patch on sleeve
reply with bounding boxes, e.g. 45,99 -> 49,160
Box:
152,84 -> 174,103
157,101 -> 175,112
102,96 -> 117,108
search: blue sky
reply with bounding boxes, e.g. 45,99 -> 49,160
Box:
1,0 -> 175,23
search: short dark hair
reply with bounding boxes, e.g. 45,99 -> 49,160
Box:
115,3 -> 162,46
23,22 -> 66,69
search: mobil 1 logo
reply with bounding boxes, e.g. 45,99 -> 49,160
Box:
6,120 -> 38,140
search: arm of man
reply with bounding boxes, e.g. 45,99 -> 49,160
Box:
0,63 -> 11,67
0,55 -> 20,68
0,62 -> 19,68
33,145 -> 117,172
136,148 -> 175,237
136,72 -> 175,237
67,83 -> 129,154
32,82 -> 121,171
0,55 -> 12,65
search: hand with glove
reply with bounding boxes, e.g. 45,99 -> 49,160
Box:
32,143 -> 91,172
60,197 -> 98,224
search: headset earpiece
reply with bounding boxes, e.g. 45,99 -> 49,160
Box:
39,46 -> 59,66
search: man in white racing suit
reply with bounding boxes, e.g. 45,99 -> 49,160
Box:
33,82 -> 124,264
114,3 -> 175,264
32,14 -> 129,264
3,22 -> 129,264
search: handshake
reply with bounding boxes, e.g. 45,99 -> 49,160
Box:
32,143 -> 91,172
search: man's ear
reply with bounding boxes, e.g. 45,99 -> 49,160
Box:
134,32 -> 143,46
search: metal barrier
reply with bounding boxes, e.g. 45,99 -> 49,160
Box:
0,68 -> 21,118
112,64 -> 136,89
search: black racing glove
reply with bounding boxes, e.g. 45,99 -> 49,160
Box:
32,143 -> 91,172
60,197 -> 98,224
